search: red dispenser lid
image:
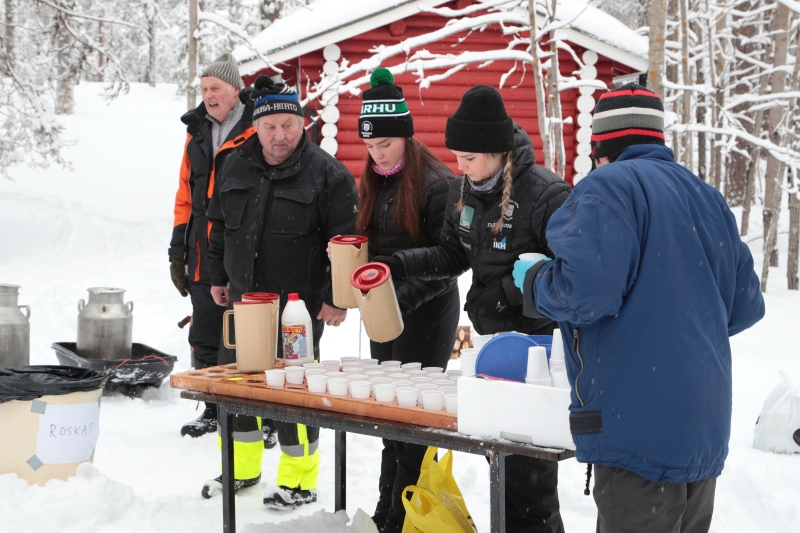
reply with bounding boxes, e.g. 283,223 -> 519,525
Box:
350,262 -> 391,291
330,235 -> 369,249
241,292 -> 279,302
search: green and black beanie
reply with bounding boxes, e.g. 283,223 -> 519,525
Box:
445,85 -> 513,153
358,68 -> 414,139
250,75 -> 303,121
590,82 -> 665,160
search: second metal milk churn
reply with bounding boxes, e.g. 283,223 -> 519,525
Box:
0,284 -> 31,367
77,287 -> 133,360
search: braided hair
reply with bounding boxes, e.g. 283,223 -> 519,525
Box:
456,151 -> 515,235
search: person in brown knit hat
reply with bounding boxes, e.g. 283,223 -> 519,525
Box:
373,85 -> 571,533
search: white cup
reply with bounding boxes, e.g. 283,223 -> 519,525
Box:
550,368 -> 570,389
345,373 -> 368,381
326,371 -> 345,379
374,383 -> 396,403
285,366 -> 305,385
422,390 -> 445,411
550,328 -> 565,364
364,370 -> 386,377
342,366 -> 364,374
422,366 -> 444,374
444,394 -> 458,414
380,360 -> 402,367
416,383 -> 438,403
518,252 -> 540,261
446,369 -> 462,378
410,377 -> 433,384
400,362 -> 422,370
396,387 -> 418,407
439,386 -> 457,394
361,359 -> 380,366
305,368 -> 327,376
471,335 -> 492,350
306,374 -> 327,393
383,367 -> 404,374
525,377 -> 552,387
327,377 -> 349,396
433,380 -> 453,388
405,370 -> 428,376
340,357 -> 360,363
349,380 -> 372,399
526,346 -> 550,381
390,372 -> 410,380
392,380 -> 414,388
369,377 -> 393,394
265,369 -> 286,387
459,348 -> 480,357
303,362 -> 325,369
322,360 -> 341,372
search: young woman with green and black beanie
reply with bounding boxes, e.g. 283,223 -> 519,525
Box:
372,85 -> 571,533
329,68 -> 459,533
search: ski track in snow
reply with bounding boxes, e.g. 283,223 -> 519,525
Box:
1,83 -> 799,532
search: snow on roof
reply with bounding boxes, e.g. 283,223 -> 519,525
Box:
233,0 -> 648,76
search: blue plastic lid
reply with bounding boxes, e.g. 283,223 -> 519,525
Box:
475,333 -> 538,382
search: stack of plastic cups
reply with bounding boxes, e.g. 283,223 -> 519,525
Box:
471,334 -> 492,350
525,346 -> 551,386
460,348 -> 479,377
549,329 -> 569,388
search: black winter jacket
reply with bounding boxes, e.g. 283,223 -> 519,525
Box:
206,130 -> 359,317
365,162 -> 457,315
394,124 -> 571,335
168,90 -> 253,283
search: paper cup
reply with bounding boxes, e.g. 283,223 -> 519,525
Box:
550,328 -> 566,364
322,360 -> 341,372
405,370 -> 428,377
392,380 -> 414,388
525,377 -> 552,387
422,390 -> 445,411
416,384 -> 438,403
325,371 -> 345,379
364,370 -> 386,377
550,368 -> 570,389
471,335 -> 492,350
389,373 -> 410,380
265,369 -> 286,387
327,377 -> 349,396
304,368 -> 327,376
446,369 -> 462,377
380,360 -> 402,367
303,362 -> 325,369
340,357 -> 360,363
433,380 -> 453,388
342,366 -> 364,374
400,362 -> 422,370
396,387 -> 418,407
444,394 -> 458,414
439,387 -> 457,394
306,374 -> 327,393
369,377 -> 393,394
374,383 -> 396,403
526,346 -> 550,381
349,380 -> 372,399
422,367 -> 444,374
285,366 -> 305,385
410,377 -> 433,385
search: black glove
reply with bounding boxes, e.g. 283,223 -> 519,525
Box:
465,283 -> 515,320
170,259 -> 191,297
372,255 -> 405,280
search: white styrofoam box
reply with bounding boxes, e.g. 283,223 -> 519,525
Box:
457,376 -> 575,450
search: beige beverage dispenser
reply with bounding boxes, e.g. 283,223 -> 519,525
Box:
223,293 -> 279,373
330,235 -> 369,309
350,263 -> 404,343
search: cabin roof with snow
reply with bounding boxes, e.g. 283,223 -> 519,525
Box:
233,0 -> 648,75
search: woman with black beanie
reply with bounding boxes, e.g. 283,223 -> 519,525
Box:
328,68 -> 460,533
373,85 -> 571,533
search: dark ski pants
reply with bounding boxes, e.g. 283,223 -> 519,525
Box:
593,465 -> 716,533
188,281 -> 225,412
502,455 -> 565,533
369,289 -> 460,533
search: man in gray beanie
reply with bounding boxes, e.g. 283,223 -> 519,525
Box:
169,53 -> 280,448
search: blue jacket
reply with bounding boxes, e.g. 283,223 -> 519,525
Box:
523,144 -> 764,483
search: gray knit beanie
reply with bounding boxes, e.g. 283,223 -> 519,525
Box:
201,53 -> 243,89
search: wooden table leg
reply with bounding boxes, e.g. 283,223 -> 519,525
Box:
489,451 -> 506,533
220,406 -> 236,533
335,429 -> 346,511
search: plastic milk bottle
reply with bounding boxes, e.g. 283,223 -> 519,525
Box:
281,293 -> 314,366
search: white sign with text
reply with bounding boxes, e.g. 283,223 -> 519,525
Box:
35,402 -> 100,464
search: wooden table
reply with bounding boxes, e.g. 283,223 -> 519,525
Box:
171,366 -> 573,533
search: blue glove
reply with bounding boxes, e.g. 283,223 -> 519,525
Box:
513,254 -> 550,291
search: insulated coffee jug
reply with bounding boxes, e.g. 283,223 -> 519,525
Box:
330,235 -> 369,309
223,298 -> 278,373
350,263 -> 404,343
77,288 -> 133,360
0,284 -> 30,367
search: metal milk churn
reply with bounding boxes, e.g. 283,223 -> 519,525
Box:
330,235 -> 369,309
350,263 -> 404,343
77,287 -> 133,360
0,284 -> 31,367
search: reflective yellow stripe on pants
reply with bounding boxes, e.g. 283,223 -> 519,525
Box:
275,421 -> 320,491
216,415 -> 263,480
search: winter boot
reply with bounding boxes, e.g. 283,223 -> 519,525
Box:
263,424 -> 278,449
201,474 -> 261,499
181,405 -> 217,438
262,485 -> 318,510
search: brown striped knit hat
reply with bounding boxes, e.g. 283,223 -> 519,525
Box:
590,83 -> 665,160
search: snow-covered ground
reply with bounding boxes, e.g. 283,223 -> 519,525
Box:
1,83 -> 798,532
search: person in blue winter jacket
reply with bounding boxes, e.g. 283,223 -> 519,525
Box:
513,83 -> 765,533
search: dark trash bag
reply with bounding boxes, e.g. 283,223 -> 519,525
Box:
0,366 -> 108,404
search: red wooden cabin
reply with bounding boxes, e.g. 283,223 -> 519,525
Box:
234,0 -> 647,186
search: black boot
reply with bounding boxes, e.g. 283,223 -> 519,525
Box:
181,405 -> 216,438
263,423 -> 278,449
201,474 -> 261,499
263,485 -> 318,510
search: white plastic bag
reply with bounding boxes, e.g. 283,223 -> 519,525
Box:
753,371 -> 800,454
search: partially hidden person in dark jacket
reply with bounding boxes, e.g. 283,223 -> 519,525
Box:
514,83 -> 765,533
374,85 -> 570,533
203,75 -> 358,510
168,53 -> 257,438
337,68 -> 459,533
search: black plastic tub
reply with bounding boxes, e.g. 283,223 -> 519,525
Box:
52,342 -> 177,396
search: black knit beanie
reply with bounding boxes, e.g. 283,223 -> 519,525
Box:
445,85 -> 513,153
250,75 -> 303,121
358,68 -> 414,139
590,82 -> 665,160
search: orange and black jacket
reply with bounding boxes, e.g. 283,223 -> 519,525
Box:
169,89 -> 254,284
